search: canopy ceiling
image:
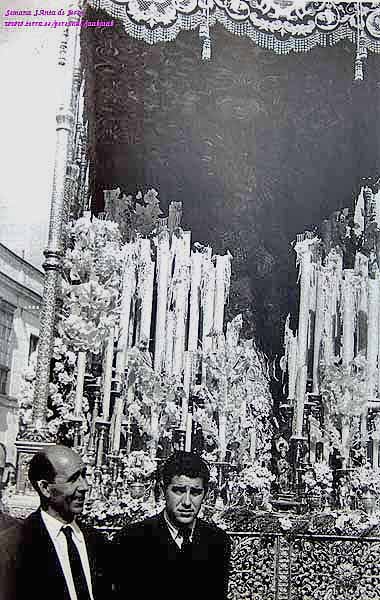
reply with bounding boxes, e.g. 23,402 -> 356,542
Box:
81,13 -> 380,356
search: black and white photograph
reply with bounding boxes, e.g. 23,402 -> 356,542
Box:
1,1 -> 380,598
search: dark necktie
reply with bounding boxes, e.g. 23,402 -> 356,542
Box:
62,526 -> 92,600
179,527 -> 192,559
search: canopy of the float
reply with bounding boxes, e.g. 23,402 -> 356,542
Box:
86,1 -> 380,56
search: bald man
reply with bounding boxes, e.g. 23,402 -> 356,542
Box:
0,445 -> 110,600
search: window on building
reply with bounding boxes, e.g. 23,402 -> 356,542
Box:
0,300 -> 15,396
28,334 -> 39,361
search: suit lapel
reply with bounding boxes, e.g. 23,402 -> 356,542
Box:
192,519 -> 210,559
156,512 -> 182,558
81,525 -> 98,593
24,511 -> 70,599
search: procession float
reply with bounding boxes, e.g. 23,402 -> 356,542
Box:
5,1 -> 380,598
5,182 -> 380,599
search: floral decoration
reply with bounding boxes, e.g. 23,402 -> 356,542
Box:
200,314 -> 273,462
104,188 -> 163,242
126,343 -> 181,440
120,450 -> 157,483
351,463 -> 380,497
279,516 -> 293,531
302,461 -> 334,496
82,496 -> 163,530
19,337 -> 81,440
239,462 -> 275,496
320,355 -> 368,419
59,215 -> 123,354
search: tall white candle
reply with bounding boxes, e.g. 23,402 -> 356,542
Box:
181,396 -> 189,431
323,251 -> 342,366
183,351 -> 192,397
74,350 -> 86,416
250,424 -> 256,462
367,275 -> 379,399
287,332 -> 298,401
127,297 -> 136,349
102,328 -> 114,421
172,234 -> 191,377
294,365 -> 308,438
219,413 -> 227,461
341,413 -> 350,469
201,256 -> 216,352
355,253 -> 368,355
188,252 -> 203,352
312,267 -> 324,393
112,396 -> 124,453
138,239 -> 154,344
292,239 -> 313,438
355,255 -> 369,444
181,352 -> 192,430
154,230 -> 170,372
126,383 -> 135,454
372,432 -> 380,470
342,270 -> 355,366
116,244 -> 136,376
150,408 -> 159,459
185,400 -> 193,452
214,254 -> 231,334
219,376 -> 228,460
165,313 -> 174,376
201,256 -> 216,384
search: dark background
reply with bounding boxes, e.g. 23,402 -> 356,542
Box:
83,19 -> 380,358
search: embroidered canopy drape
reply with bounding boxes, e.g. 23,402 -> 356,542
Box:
86,1 -> 380,55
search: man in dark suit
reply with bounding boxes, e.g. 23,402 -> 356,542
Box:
114,451 -> 231,600
0,511 -> 19,532
0,445 -> 109,600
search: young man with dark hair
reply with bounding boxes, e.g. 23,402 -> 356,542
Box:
113,451 -> 231,600
0,445 -> 110,600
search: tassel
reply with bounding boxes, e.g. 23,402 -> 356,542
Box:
199,23 -> 209,39
355,57 -> 363,81
199,1 -> 211,61
353,2 -> 366,81
359,36 -> 367,60
202,37 -> 211,61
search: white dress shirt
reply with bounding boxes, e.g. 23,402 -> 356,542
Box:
41,510 -> 94,600
163,510 -> 195,549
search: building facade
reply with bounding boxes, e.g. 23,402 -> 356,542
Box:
0,243 -> 43,467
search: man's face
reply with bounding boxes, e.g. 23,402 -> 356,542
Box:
45,451 -> 89,523
164,474 -> 205,528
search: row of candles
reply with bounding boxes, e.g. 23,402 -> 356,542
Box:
72,345 -> 261,467
73,346 -> 258,463
71,216 -> 233,459
286,186 -> 380,467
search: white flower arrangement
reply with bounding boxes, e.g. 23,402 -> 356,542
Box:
18,337 -> 79,439
83,495 -> 163,528
126,345 -> 182,439
279,516 -> 293,531
303,461 -> 333,496
335,511 -> 380,532
121,450 -> 157,483
351,463 -> 380,496
320,355 -> 368,418
239,462 -> 275,494
60,216 -> 123,354
198,314 -> 273,459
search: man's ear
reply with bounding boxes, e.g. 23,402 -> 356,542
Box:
36,479 -> 51,500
